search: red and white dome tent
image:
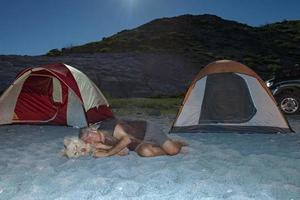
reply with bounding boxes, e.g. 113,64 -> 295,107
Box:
0,63 -> 113,127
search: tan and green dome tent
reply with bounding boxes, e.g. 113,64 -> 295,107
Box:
171,60 -> 292,134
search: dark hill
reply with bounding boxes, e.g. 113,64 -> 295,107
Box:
49,14 -> 300,75
1,14 -> 299,98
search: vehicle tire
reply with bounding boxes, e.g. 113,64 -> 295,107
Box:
276,90 -> 300,115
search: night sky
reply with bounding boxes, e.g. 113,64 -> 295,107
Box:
1,0 -> 299,55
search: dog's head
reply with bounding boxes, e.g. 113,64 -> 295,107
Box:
62,136 -> 91,158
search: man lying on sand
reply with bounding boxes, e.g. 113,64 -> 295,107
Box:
78,118 -> 186,157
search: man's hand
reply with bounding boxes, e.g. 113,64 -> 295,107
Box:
93,150 -> 109,158
117,147 -> 129,156
93,147 -> 129,157
92,143 -> 112,150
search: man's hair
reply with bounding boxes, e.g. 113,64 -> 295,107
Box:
79,125 -> 120,146
78,127 -> 90,139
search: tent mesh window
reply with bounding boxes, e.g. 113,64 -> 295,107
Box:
199,73 -> 257,124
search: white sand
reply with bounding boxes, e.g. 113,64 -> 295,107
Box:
0,115 -> 299,200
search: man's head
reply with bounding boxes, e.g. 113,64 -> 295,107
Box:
79,127 -> 104,144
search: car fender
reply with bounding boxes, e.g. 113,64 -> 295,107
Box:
273,83 -> 300,96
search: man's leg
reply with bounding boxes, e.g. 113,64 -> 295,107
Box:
136,139 -> 182,157
161,139 -> 182,155
136,143 -> 166,157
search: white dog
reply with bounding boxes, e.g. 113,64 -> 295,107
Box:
62,136 -> 94,158
62,136 -> 129,158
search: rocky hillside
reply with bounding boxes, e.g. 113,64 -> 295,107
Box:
1,14 -> 299,97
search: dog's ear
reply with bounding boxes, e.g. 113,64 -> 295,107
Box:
64,136 -> 79,146
64,137 -> 74,146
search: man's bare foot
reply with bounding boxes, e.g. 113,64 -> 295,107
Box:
174,140 -> 188,147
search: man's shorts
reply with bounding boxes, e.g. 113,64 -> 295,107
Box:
143,121 -> 169,146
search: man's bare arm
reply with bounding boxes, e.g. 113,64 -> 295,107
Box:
94,136 -> 131,157
92,143 -> 112,150
106,136 -> 131,156
94,123 -> 132,157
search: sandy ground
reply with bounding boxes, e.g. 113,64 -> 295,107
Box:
0,115 -> 299,200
